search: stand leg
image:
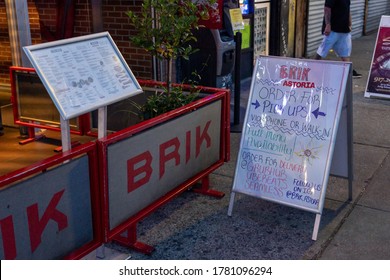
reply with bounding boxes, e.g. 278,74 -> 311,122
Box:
227,192 -> 236,216
53,141 -> 81,152
348,178 -> 353,201
113,224 -> 154,255
18,127 -> 45,145
60,118 -> 71,152
312,213 -> 322,241
95,245 -> 106,259
98,106 -> 107,139
192,175 -> 225,198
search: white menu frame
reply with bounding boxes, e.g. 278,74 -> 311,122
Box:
23,32 -> 142,121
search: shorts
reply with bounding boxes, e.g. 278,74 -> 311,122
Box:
316,31 -> 352,58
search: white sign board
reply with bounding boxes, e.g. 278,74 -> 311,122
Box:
365,15 -> 390,99
230,56 -> 350,214
23,32 -> 142,120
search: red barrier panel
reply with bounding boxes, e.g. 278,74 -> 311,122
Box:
0,142 -> 102,260
97,85 -> 230,254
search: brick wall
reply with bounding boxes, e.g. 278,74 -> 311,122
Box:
0,0 -> 41,84
0,2 -> 12,85
101,0 -> 152,79
0,0 -> 153,86
29,1 -> 42,45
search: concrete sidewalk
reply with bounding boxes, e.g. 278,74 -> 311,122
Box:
94,31 -> 390,260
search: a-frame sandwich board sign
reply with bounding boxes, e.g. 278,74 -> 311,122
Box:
228,56 -> 352,240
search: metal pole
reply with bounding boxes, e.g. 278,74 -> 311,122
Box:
234,32 -> 242,126
347,65 -> 354,201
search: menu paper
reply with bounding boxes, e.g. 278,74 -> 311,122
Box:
232,56 -> 350,213
24,32 -> 142,120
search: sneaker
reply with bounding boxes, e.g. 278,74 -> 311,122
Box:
353,70 -> 362,78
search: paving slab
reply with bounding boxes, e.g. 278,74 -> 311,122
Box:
326,144 -> 389,202
353,101 -> 390,148
358,152 -> 390,212
319,205 -> 390,260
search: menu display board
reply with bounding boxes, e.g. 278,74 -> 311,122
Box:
23,32 -> 142,120
365,16 -> 390,99
254,2 -> 270,57
231,56 -> 350,214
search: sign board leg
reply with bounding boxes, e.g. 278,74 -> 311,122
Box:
346,71 -> 354,201
348,178 -> 353,201
227,191 -> 236,216
60,117 -> 71,152
312,213 -> 322,241
95,245 -> 106,259
98,106 -> 107,139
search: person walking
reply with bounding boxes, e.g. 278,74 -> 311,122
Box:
315,0 -> 362,78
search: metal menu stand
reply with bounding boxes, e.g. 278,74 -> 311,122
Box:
23,32 -> 143,150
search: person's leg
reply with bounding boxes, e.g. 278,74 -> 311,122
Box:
316,32 -> 337,60
333,32 -> 351,60
334,33 -> 362,78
